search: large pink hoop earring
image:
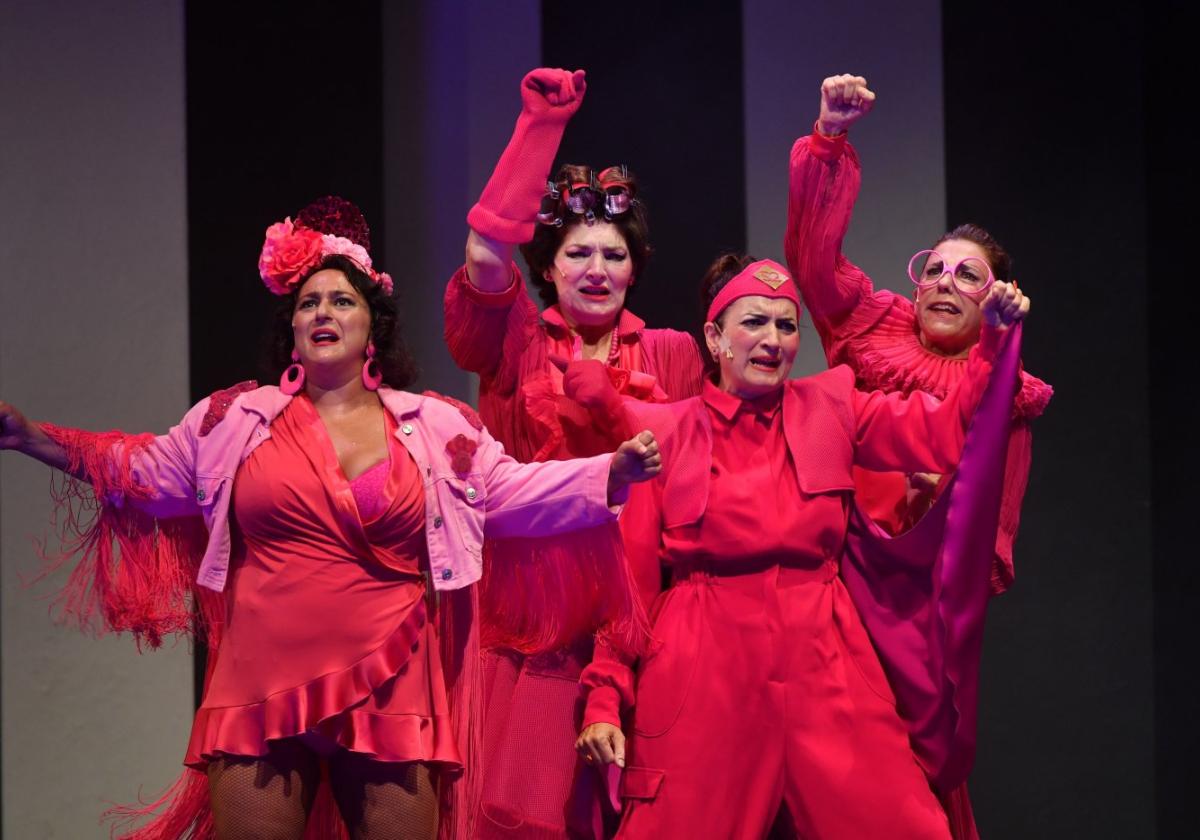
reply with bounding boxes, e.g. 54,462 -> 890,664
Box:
280,349 -> 305,395
362,341 -> 382,391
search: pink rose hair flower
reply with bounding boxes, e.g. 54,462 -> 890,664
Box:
258,219 -> 324,295
257,197 -> 394,296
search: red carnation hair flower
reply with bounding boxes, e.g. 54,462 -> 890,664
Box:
295,196 -> 371,250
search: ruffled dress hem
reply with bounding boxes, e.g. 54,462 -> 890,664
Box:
185,598 -> 461,770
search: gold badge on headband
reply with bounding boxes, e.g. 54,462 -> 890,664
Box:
753,266 -> 789,290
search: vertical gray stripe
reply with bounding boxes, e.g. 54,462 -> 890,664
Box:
382,0 -> 541,401
0,1 -> 192,834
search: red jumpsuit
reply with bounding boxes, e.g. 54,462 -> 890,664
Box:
444,266 -> 703,837
784,130 -> 1053,837
582,341 -> 997,838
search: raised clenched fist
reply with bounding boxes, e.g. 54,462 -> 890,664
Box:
521,67 -> 587,119
980,281 -> 1031,329
817,74 -> 876,137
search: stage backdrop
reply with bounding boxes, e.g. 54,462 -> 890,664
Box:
0,1 -> 193,836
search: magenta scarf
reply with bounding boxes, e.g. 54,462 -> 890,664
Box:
841,323 -> 1023,793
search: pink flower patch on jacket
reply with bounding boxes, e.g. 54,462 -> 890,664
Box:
445,434 -> 478,477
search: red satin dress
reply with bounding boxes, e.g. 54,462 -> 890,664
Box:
184,396 -> 460,768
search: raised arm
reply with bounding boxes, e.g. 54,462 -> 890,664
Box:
852,283 -> 1030,473
784,75 -> 876,346
465,67 -> 586,291
445,68 -> 585,382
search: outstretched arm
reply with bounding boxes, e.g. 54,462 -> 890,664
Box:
0,401 -> 70,472
479,424 -> 661,539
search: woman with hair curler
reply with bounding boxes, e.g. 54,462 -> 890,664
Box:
444,68 -> 705,838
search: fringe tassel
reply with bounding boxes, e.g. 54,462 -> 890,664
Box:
104,770 -> 213,840
479,526 -> 651,659
103,566 -> 230,838
35,425 -> 203,649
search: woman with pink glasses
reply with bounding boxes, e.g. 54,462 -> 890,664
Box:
785,74 -> 1053,839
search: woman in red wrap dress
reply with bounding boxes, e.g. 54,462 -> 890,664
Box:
0,197 -> 662,840
575,253 -> 1030,839
785,75 -> 1053,838
445,68 -> 703,838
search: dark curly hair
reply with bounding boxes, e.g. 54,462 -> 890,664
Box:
264,254 -> 418,389
519,164 -> 652,307
697,252 -> 759,379
933,223 -> 1012,282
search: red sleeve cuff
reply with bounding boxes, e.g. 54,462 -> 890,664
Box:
809,120 -> 849,162
582,685 -> 624,729
459,262 -> 523,308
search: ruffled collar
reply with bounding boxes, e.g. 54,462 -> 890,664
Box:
842,291 -> 1053,420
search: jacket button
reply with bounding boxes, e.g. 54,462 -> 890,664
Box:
401,423 -> 414,435
433,516 -> 443,528
466,487 -> 477,501
441,569 -> 453,581
195,488 -> 206,501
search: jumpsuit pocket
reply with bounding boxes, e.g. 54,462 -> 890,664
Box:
834,587 -> 899,707
631,589 -> 704,738
619,766 -> 665,801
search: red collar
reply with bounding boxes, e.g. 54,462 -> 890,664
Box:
701,380 -> 783,422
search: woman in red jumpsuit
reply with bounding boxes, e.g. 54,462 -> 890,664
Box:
785,74 -> 1053,837
444,68 -> 703,837
576,254 -> 1030,838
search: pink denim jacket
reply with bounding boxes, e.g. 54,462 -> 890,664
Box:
119,385 -> 619,592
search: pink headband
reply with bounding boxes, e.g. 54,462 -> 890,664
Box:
705,259 -> 800,323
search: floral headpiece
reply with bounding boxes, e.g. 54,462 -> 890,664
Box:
258,196 -> 394,296
537,165 -> 637,228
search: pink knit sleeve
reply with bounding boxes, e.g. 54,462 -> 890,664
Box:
784,133 -> 882,360
443,262 -> 540,395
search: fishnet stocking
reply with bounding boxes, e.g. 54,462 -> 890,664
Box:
328,751 -> 439,840
206,740 -> 321,840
